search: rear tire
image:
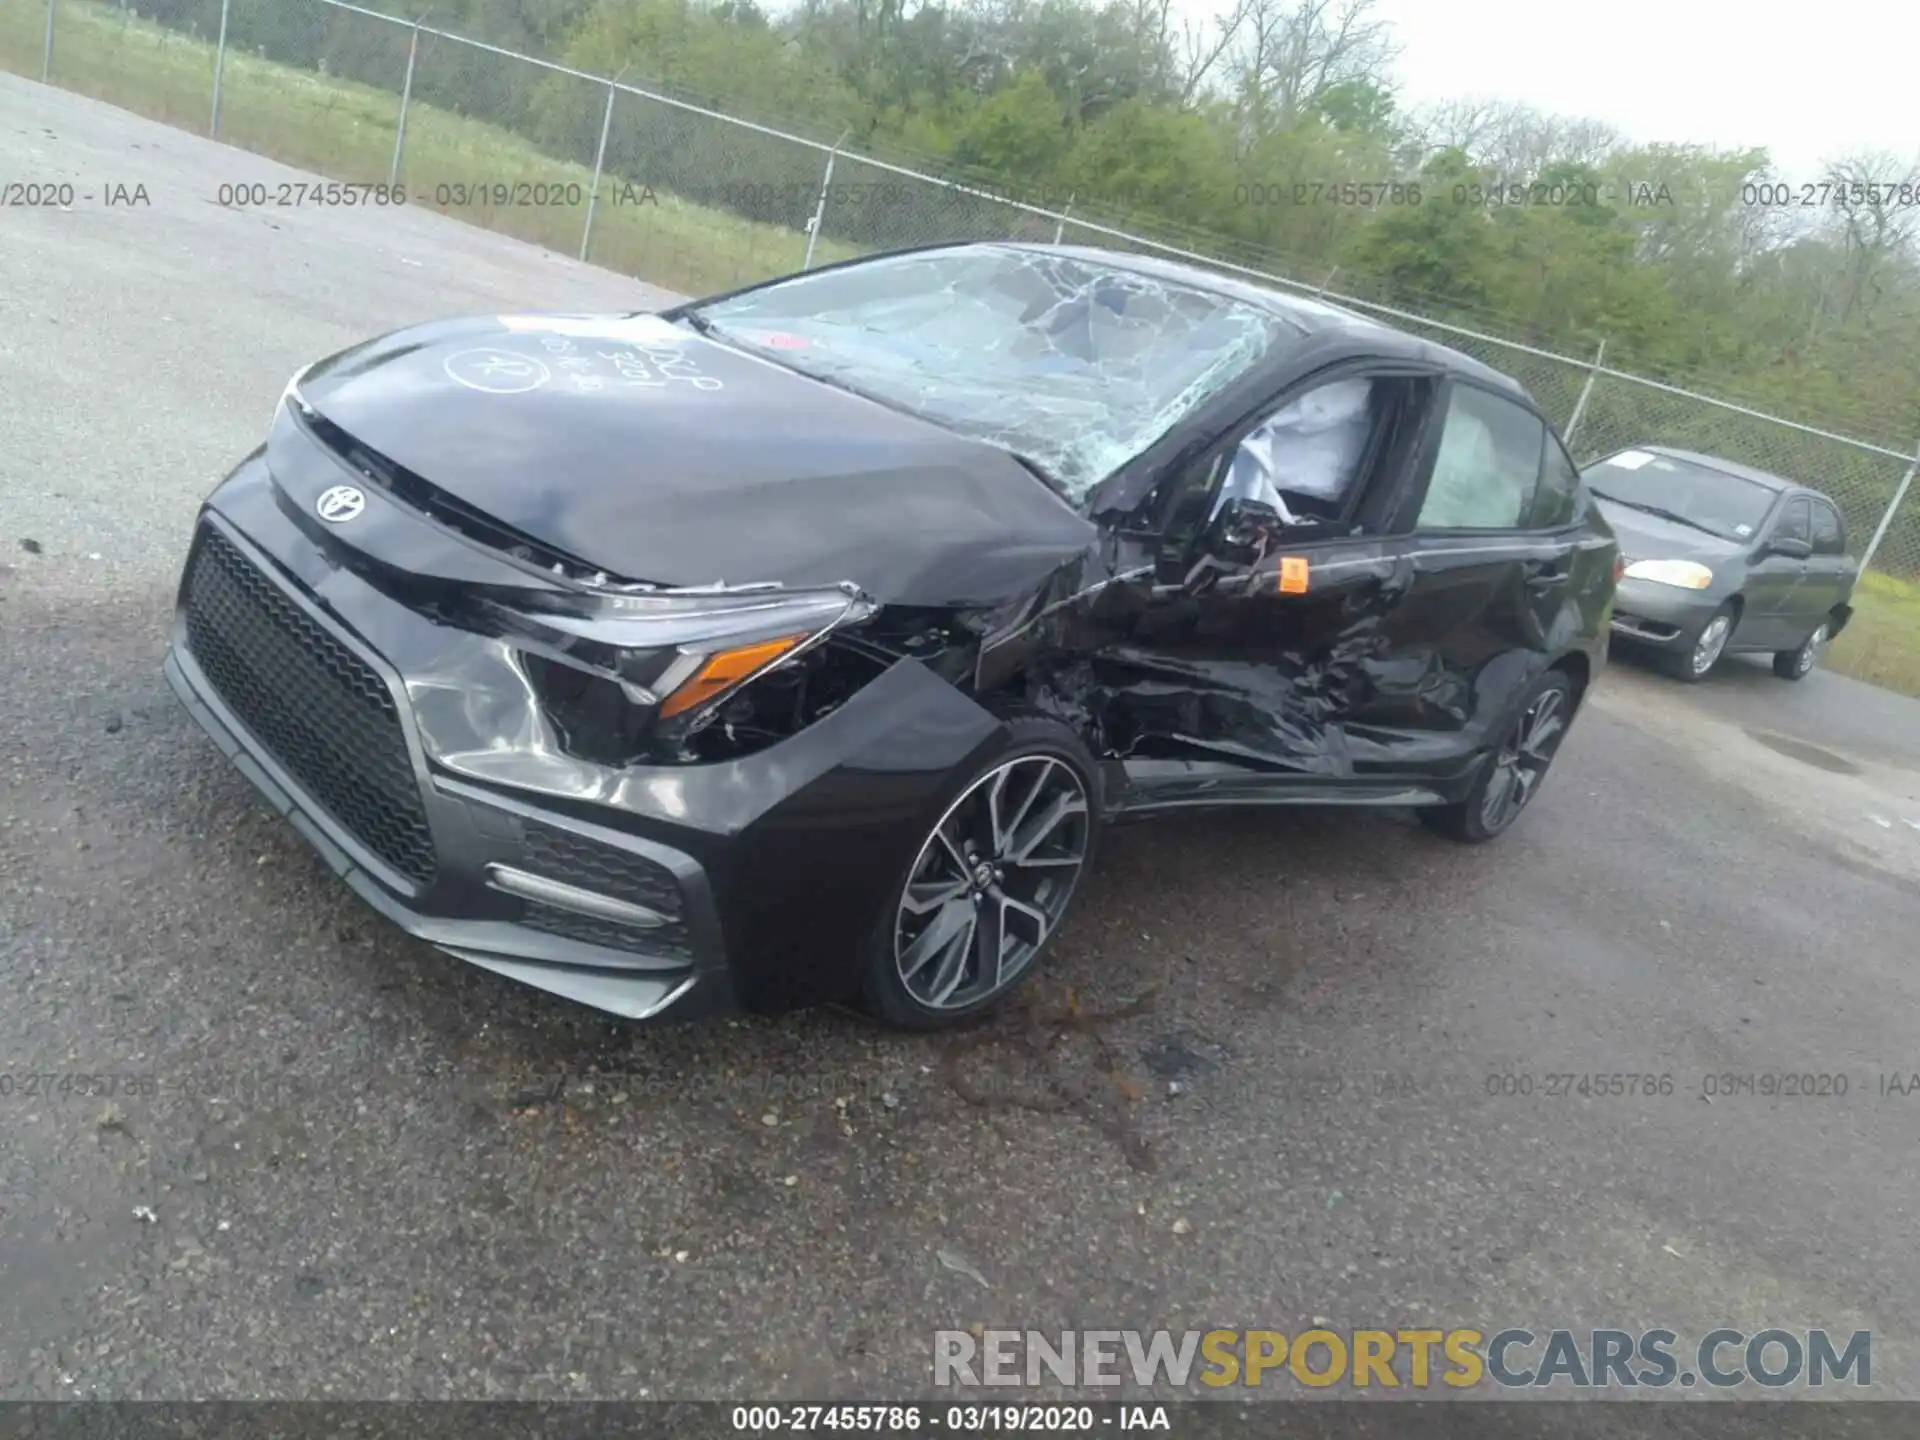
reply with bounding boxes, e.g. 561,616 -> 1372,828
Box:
1772,620 -> 1830,681
860,716 -> 1099,1031
1659,601 -> 1737,683
1421,670 -> 1577,844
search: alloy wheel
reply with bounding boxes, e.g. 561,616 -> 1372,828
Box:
1797,623 -> 1829,675
894,755 -> 1091,1012
1478,687 -> 1569,834
1690,612 -> 1733,676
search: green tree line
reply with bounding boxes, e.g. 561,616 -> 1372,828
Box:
139,0 -> 1919,465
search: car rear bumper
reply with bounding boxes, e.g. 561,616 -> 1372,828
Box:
164,450 -> 1007,1020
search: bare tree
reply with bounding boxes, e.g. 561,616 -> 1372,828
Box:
1230,0 -> 1398,140
1125,0 -> 1252,104
1405,97 -> 1620,183
1819,149 -> 1920,329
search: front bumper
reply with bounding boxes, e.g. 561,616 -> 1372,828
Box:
1607,577 -> 1720,648
164,435 -> 1006,1020
166,640 -> 726,1020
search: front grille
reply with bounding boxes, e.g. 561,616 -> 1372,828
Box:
519,821 -> 691,958
182,526 -> 437,889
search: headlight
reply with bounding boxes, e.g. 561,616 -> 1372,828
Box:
1622,559 -> 1713,590
493,582 -> 876,729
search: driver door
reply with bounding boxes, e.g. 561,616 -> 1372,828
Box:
1097,364 -> 1442,805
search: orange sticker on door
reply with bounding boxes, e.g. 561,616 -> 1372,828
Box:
1277,557 -> 1310,594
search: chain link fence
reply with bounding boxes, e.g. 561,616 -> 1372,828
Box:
9,0 -> 1920,614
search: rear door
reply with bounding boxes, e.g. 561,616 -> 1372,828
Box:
1802,497 -> 1853,635
1359,379 -> 1596,779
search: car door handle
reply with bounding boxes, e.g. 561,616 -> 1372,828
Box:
1523,559 -> 1568,591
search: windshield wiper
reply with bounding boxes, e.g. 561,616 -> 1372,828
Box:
676,309 -> 720,338
1591,491 -> 1726,538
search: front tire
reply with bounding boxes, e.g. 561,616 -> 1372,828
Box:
1421,670 -> 1576,844
1659,601 -> 1737,682
861,716 -> 1099,1031
1772,620 -> 1830,681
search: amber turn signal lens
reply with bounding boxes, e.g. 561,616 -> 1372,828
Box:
657,635 -> 803,718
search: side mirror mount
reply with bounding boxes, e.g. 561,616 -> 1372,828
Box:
1203,496 -> 1285,567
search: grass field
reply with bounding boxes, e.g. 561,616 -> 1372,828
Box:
1831,570 -> 1920,696
6,0 -> 1920,700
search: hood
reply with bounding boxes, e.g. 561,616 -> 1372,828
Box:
295,313 -> 1097,607
1592,497 -> 1746,565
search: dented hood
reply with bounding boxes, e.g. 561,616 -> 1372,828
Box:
296,313 -> 1096,606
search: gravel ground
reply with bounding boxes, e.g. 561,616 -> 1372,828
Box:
3,75 -> 1920,1424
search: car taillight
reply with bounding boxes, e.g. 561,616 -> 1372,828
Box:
1611,553 -> 1626,584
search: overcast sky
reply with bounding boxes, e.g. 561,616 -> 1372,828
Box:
1367,0 -> 1919,179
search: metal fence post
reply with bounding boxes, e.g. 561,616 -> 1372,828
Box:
209,0 -> 232,136
579,68 -> 627,263
41,0 -> 56,82
802,131 -> 852,272
390,20 -> 425,189
1859,441 -> 1920,574
1562,338 -> 1608,445
1052,195 -> 1074,244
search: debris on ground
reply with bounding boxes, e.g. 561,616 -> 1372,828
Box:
937,1249 -> 991,1289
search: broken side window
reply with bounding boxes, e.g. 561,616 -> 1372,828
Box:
1209,377 -> 1376,527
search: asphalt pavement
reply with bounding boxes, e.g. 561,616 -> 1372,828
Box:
3,75 -> 1919,1414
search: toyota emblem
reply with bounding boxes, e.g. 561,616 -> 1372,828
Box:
316,485 -> 366,523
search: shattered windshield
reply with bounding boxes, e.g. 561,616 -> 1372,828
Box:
689,247 -> 1305,503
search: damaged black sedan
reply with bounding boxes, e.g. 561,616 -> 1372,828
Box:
165,243 -> 1618,1029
